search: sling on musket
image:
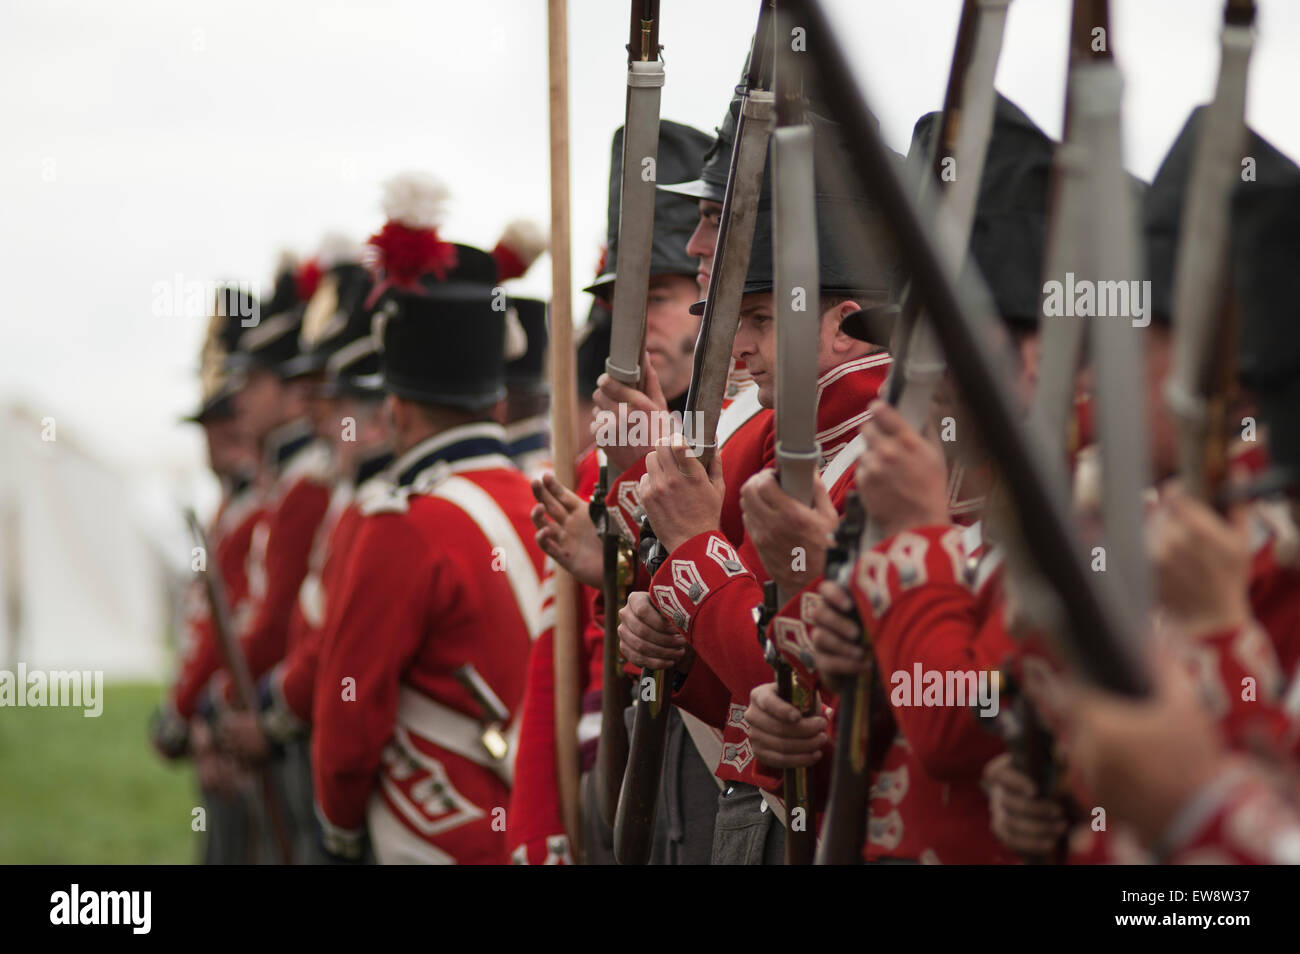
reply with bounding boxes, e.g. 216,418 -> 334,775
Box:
815,0 -> 1011,864
1079,0 -> 1153,619
605,0 -> 665,388
768,0 -> 820,864
796,0 -> 1149,698
1166,0 -> 1257,504
612,0 -> 776,865
184,509 -> 294,865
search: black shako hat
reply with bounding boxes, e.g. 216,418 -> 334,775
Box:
843,95 -> 1055,342
694,109 -> 901,324
1146,106 -> 1279,328
505,296 -> 549,393
375,243 -> 506,411
232,257 -> 304,375
585,119 -> 712,295
1229,131 -> 1300,494
283,262 -> 375,380
317,263 -> 385,401
187,284 -> 260,423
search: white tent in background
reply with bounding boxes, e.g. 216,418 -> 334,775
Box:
0,403 -> 176,681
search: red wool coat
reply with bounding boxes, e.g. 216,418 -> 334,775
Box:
312,424 -> 546,864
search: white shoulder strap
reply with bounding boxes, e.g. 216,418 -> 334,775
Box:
430,476 -> 544,641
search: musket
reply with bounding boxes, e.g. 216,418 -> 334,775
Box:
613,0 -> 776,865
1027,0 -> 1102,469
886,0 -> 1010,441
811,495 -> 872,864
989,2 -> 1113,864
767,0 -> 821,865
815,0 -> 1011,864
1079,0 -> 1153,622
794,0 -> 1150,698
591,461 -> 633,826
1166,0 -> 1257,505
604,0 -> 665,389
596,0 -> 664,851
184,509 -> 294,865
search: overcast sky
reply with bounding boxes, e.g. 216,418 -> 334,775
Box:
2,0 -> 1297,498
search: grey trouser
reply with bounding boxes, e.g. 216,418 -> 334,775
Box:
202,786 -> 256,865
280,735 -> 327,864
579,769 -> 618,865
710,781 -> 785,865
651,708 -> 719,865
606,704 -> 719,865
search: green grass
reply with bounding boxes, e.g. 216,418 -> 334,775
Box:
0,682 -> 201,864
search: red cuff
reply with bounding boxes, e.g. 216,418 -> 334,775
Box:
605,458 -> 649,545
647,530 -> 754,639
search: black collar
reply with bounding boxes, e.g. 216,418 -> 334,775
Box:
355,449 -> 394,485
392,423 -> 511,488
264,419 -> 317,472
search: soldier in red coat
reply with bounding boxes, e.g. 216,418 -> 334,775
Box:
510,119 -> 725,865
745,97 -> 1056,863
151,285 -> 265,863
617,105 -> 901,863
1002,111 -> 1300,866
981,114 -> 1300,864
311,173 -> 547,864
218,250 -> 391,862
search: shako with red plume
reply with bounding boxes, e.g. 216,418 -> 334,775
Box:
367,172 -> 458,294
491,219 -> 548,282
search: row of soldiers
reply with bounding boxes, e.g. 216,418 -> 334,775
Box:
153,1 -> 1300,865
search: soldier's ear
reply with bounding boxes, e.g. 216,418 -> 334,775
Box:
829,301 -> 863,352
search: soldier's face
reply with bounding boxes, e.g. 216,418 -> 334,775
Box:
203,415 -> 253,478
234,368 -> 283,440
644,273 -> 702,402
733,293 -> 776,407
687,200 -> 723,296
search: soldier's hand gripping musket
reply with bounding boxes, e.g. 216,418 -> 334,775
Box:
613,0 -> 776,865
